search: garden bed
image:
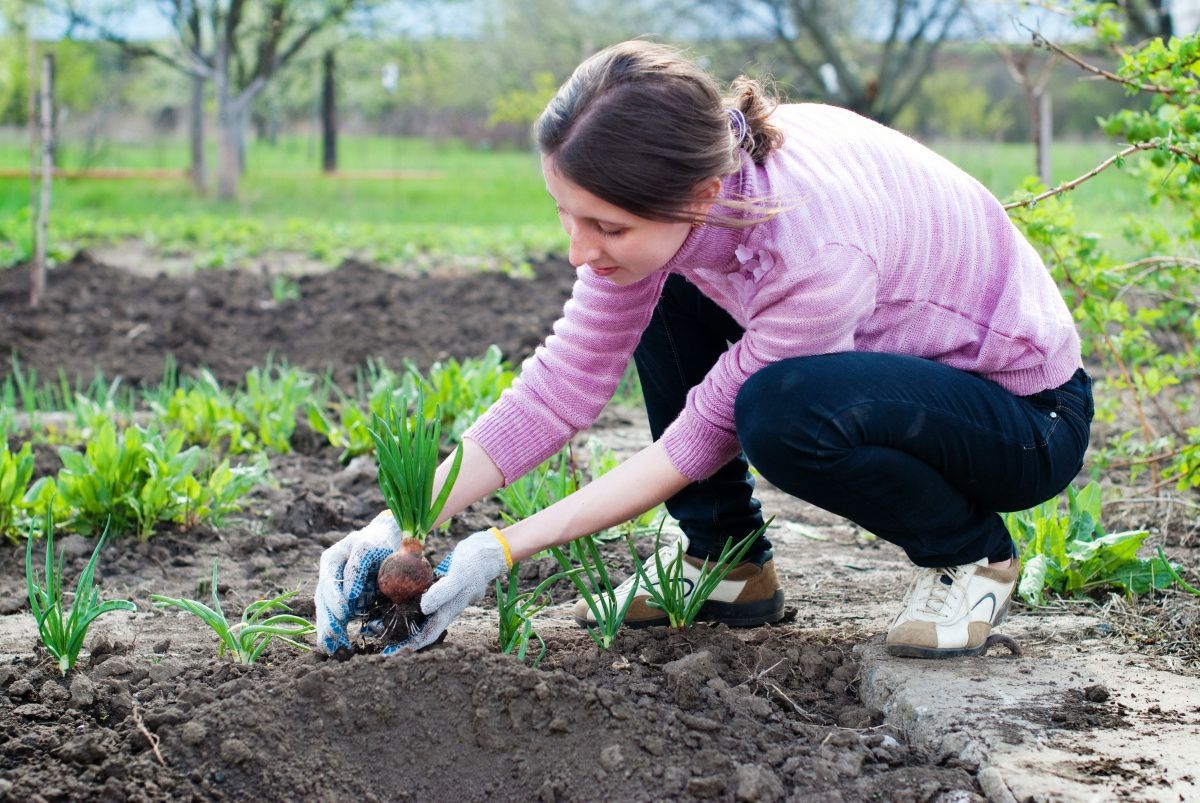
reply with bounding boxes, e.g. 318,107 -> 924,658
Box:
0,254 -> 1195,800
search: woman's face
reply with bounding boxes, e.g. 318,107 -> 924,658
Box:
541,155 -> 696,286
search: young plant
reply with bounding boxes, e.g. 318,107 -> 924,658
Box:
1,442 -> 36,543
369,394 -> 463,608
26,512 -> 136,675
236,362 -> 314,453
550,535 -> 638,650
495,564 -> 578,668
150,562 -> 315,665
627,520 -> 770,629
1004,482 -> 1194,606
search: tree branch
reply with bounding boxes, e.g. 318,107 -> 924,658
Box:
1003,141 -> 1200,210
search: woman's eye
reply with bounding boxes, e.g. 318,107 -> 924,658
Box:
598,225 -> 625,237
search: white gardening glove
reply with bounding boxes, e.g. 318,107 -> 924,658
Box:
315,510 -> 402,655
397,529 -> 511,652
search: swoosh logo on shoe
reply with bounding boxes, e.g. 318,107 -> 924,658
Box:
645,577 -> 695,597
971,593 -> 997,622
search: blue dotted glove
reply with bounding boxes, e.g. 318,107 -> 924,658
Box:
382,530 -> 509,655
314,510 -> 402,655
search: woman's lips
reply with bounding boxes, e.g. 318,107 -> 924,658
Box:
591,265 -> 620,277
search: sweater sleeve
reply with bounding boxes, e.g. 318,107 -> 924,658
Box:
661,243 -> 879,480
463,268 -> 667,485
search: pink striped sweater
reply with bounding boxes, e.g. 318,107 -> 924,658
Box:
464,104 -> 1082,484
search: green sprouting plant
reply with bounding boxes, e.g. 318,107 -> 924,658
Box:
626,520 -> 770,629
368,393 -> 463,542
181,457 -> 268,529
1004,482 -> 1195,606
306,392 -> 374,461
1,442 -> 36,542
410,345 -> 515,443
270,275 -> 301,303
550,535 -> 639,650
26,512 -> 136,675
150,370 -> 256,455
236,362 -> 313,453
495,564 -> 577,668
150,563 -> 315,665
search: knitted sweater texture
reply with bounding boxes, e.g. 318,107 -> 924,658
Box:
464,104 -> 1082,483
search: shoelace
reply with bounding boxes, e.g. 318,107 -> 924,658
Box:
911,565 -> 967,617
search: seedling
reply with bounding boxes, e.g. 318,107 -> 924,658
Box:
1,441 -> 35,543
151,562 -> 314,665
551,535 -> 639,650
26,511 -> 136,675
627,520 -> 771,629
365,393 -> 463,646
495,563 -> 579,667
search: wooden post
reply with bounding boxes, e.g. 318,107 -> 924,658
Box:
27,36 -> 37,275
321,50 -> 337,174
1037,91 -> 1053,188
31,53 -> 54,309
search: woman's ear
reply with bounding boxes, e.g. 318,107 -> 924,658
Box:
689,177 -> 723,219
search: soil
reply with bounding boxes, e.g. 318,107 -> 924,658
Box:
0,253 -> 1192,800
0,252 -> 577,388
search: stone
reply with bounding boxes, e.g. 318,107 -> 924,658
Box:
69,675 -> 96,708
662,650 -> 719,688
735,764 -> 785,802
599,744 -> 624,772
148,661 -> 185,683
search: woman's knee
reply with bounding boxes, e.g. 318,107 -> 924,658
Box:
735,362 -> 809,473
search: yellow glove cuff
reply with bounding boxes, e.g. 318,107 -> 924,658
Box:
488,527 -> 513,568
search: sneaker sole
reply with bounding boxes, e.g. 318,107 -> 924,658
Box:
884,598 -> 1012,660
573,590 -> 786,630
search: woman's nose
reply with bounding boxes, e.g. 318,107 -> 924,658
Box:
568,230 -> 602,267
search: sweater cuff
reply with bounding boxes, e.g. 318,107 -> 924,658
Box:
660,409 -> 741,482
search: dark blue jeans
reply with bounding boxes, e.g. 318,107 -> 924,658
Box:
634,274 -> 1093,568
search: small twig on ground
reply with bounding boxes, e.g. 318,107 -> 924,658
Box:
132,703 -> 166,767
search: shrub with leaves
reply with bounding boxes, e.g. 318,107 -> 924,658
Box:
26,512 -> 136,675
1004,482 -> 1195,606
1005,9 -> 1200,492
151,563 -> 315,664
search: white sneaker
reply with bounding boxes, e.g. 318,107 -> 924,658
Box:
885,557 -> 1020,658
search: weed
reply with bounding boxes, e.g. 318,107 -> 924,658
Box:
1005,482 -> 1194,605
150,562 -> 315,664
26,511 -> 136,675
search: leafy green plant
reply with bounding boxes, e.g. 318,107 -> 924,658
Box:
26,512 -> 136,675
1,442 -> 36,542
150,371 -> 256,455
53,420 -> 263,539
495,447 -> 582,526
1004,482 -> 1194,605
626,521 -> 770,629
150,563 -> 315,665
410,345 -> 515,443
495,563 -> 577,668
550,535 -> 639,650
236,362 -> 313,453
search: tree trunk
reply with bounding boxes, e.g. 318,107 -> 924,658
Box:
27,35 -> 37,273
189,73 -> 207,192
215,38 -> 239,200
322,50 -> 337,174
32,54 -> 54,309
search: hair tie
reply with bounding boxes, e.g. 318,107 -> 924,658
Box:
727,107 -> 749,146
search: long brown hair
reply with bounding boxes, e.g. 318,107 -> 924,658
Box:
535,40 -> 785,227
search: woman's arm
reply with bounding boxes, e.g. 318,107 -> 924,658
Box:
499,440 -> 690,561
430,437 -> 505,528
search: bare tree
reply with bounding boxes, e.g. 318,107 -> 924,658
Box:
709,0 -> 967,125
55,0 -> 369,198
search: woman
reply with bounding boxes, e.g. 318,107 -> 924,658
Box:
315,40 -> 1091,660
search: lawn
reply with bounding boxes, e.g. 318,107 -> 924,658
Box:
0,132 -> 1173,269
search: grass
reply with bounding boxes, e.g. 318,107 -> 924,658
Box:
0,132 -> 1179,270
